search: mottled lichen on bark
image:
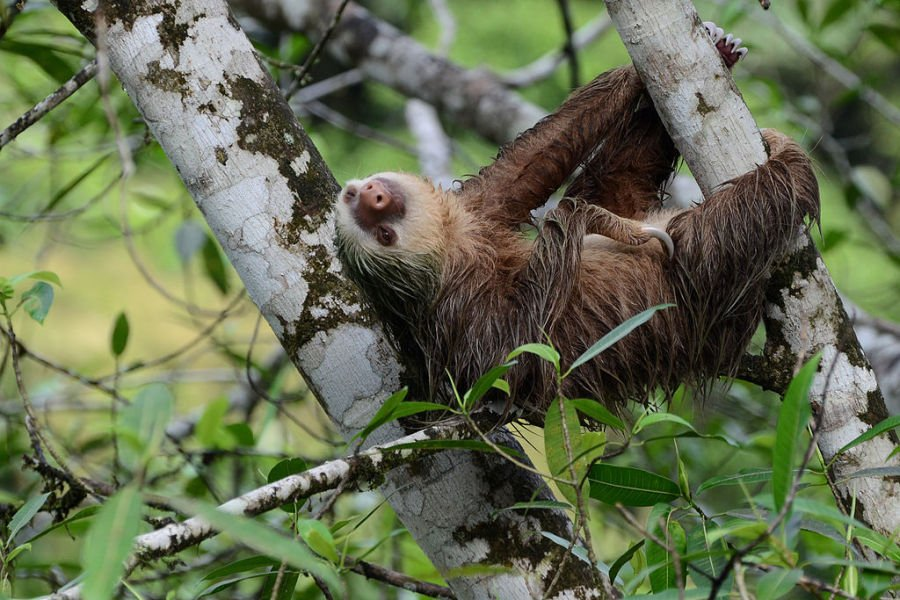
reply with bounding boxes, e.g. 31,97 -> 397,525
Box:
695,92 -> 714,116
226,74 -> 337,225
289,242 -> 369,349
145,60 -> 189,94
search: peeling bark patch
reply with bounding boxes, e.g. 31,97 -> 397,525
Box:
145,60 -> 189,95
215,147 -> 227,165
695,92 -> 715,115
227,75 -> 338,229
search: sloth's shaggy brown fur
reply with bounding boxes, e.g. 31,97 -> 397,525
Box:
335,65 -> 819,425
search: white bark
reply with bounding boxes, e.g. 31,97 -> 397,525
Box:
52,0 -> 606,597
605,0 -> 900,538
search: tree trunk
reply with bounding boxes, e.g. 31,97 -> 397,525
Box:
52,0 -> 610,597
605,0 -> 900,538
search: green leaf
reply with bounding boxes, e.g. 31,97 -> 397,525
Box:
352,387 -> 407,442
354,391 -> 447,443
119,384 -> 174,471
7,270 -> 62,288
6,492 -> 50,546
23,505 -> 99,544
297,519 -> 339,563
462,361 -> 515,412
588,464 -> 681,506
5,542 -> 32,563
609,539 -> 644,584
21,282 -> 54,324
196,396 -> 230,447
498,500 -> 573,513
167,497 -> 340,594
544,397 -> 587,504
202,235 -> 230,295
225,423 -> 254,447
820,0 -> 854,29
267,457 -> 309,512
835,415 -> 900,457
111,312 -> 129,357
568,304 -> 673,373
696,468 -> 773,495
267,458 -> 308,484
569,398 -> 625,430
388,439 -> 524,459
757,568 -> 802,599
869,24 -> 900,52
259,568 -> 300,600
633,411 -> 692,435
82,485 -> 142,600
506,343 -> 560,370
196,571 -> 273,597
645,504 -> 686,593
202,555 -> 278,581
0,41 -> 75,84
773,353 -> 821,514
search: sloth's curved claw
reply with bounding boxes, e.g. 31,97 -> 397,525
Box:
642,226 -> 674,259
703,21 -> 725,44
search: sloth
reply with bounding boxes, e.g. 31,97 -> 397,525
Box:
333,25 -> 819,424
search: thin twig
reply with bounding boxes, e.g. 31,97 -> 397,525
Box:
348,558 -> 456,598
555,0 -> 580,88
0,60 -> 98,150
284,0 -> 352,100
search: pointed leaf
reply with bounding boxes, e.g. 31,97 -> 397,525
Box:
352,387 -> 407,442
6,493 -> 50,546
633,411 -> 692,435
462,361 -> 515,411
202,555 -> 278,581
646,504 -> 686,593
609,539 -> 644,584
119,384 -> 173,471
111,312 -> 129,357
297,519 -> 339,563
773,353 -> 821,514
835,415 -> 900,457
569,304 -> 673,372
202,236 -> 230,295
21,282 -> 54,324
82,486 -> 142,600
697,468 -> 773,495
569,398 -> 625,430
544,397 -> 585,504
195,396 -> 229,447
507,343 -> 560,369
588,464 -> 681,506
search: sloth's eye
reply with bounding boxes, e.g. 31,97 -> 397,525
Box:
375,226 -> 396,247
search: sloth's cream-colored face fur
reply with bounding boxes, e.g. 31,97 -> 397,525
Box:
335,172 -> 450,259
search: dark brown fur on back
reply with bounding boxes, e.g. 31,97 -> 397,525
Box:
336,66 -> 819,425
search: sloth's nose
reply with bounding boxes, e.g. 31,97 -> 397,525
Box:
360,180 -> 392,211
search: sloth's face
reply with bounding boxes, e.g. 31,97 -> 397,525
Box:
335,172 -> 449,259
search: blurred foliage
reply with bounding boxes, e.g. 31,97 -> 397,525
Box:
0,0 -> 899,597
